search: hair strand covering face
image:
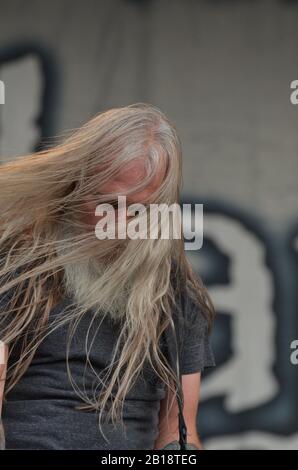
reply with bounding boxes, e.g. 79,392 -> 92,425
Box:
0,102 -> 214,440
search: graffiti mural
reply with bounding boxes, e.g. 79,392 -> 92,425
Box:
0,43 -> 58,160
185,201 -> 298,449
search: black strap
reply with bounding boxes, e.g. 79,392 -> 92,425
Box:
164,315 -> 188,450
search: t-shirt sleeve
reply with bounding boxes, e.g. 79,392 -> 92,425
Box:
179,290 -> 216,375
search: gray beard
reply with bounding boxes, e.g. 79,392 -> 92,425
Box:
62,256 -> 129,319
63,256 -> 104,304
59,222 -> 130,320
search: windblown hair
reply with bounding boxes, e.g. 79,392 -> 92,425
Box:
0,102 -> 214,438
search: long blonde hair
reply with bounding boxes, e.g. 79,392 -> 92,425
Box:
0,102 -> 214,437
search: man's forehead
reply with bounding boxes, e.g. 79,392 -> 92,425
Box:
96,157 -> 166,196
112,158 -> 148,183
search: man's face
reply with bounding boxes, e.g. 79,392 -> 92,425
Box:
82,157 -> 166,228
64,157 -> 167,311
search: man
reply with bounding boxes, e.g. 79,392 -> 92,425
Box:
0,103 -> 215,450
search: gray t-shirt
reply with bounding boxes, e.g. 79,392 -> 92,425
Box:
1,290 -> 215,450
